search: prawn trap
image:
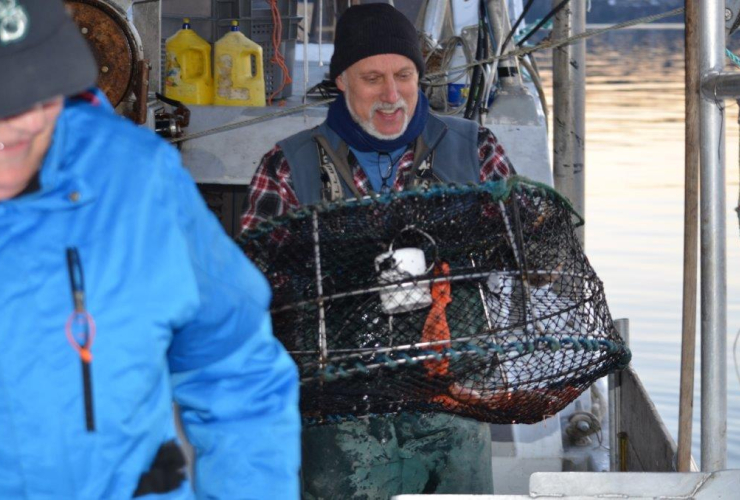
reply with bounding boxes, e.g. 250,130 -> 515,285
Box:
238,177 -> 630,425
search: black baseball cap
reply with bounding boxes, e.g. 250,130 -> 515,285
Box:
0,0 -> 97,119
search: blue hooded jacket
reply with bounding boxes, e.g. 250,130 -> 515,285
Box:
0,93 -> 300,498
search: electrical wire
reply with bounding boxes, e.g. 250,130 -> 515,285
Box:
475,0 -> 493,122
303,0 -> 309,110
480,0 -> 504,120
267,0 -> 293,105
519,53 -> 549,133
463,1 -> 484,119
483,0 -> 498,56
517,0 -> 572,48
501,0 -> 535,54
423,35 -> 475,88
464,0 -> 489,120
421,7 -> 685,86
424,35 -> 474,116
318,0 -> 323,66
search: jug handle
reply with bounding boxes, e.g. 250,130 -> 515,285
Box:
254,48 -> 264,81
241,49 -> 264,82
240,51 -> 262,82
237,51 -> 257,84
181,47 -> 208,83
389,226 -> 437,274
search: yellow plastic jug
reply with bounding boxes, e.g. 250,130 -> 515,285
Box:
165,19 -> 214,105
214,21 -> 266,107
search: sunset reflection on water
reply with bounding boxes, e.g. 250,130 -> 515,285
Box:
534,28 -> 740,467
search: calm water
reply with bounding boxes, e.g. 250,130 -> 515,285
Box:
535,29 -> 740,468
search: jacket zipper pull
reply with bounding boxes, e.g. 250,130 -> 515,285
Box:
65,248 -> 96,432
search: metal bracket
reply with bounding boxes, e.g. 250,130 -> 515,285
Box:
701,71 -> 740,100
726,0 -> 740,38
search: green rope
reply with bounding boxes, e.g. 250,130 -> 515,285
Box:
238,177 -> 584,243
315,337 -> 631,383
727,49 -> 740,69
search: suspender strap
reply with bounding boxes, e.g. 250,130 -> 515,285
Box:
314,132 -> 443,200
314,135 -> 364,201
409,135 -> 441,189
314,140 -> 344,202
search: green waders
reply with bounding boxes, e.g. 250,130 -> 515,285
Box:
301,412 -> 493,499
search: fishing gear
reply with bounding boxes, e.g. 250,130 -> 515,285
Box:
239,178 -> 630,426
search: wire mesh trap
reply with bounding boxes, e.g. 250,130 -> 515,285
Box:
238,177 -> 631,425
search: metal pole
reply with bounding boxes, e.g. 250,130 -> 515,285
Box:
312,211 -> 328,369
614,318 -> 630,347
487,0 -> 523,89
698,0 -> 727,472
703,72 -> 740,98
552,0 -> 575,205
677,0 -> 700,473
608,366 -> 618,471
571,0 -> 586,245
303,0 -> 309,108
608,318 -> 629,471
131,0 -> 161,94
318,0 -> 324,66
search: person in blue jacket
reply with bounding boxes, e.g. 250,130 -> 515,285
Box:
0,1 -> 300,498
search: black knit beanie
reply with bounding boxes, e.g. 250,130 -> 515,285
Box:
329,4 -> 425,82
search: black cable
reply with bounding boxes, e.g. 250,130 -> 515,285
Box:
463,41 -> 483,118
517,0 -> 572,48
464,0 -> 488,120
155,92 -> 184,108
501,0 -> 536,54
474,1 -> 490,120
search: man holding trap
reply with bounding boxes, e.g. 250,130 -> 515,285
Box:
241,4 -> 517,497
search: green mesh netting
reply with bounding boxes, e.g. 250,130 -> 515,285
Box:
238,177 -> 630,425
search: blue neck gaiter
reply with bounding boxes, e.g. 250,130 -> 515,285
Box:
327,90 -> 429,153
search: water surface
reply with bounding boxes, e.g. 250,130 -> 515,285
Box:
535,28 -> 740,468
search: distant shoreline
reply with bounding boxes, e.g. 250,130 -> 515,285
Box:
586,23 -> 684,31
533,23 -> 685,32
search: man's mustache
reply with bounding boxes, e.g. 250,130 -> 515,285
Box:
372,99 -> 408,113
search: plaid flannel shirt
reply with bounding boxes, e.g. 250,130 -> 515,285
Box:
241,127 -> 515,231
